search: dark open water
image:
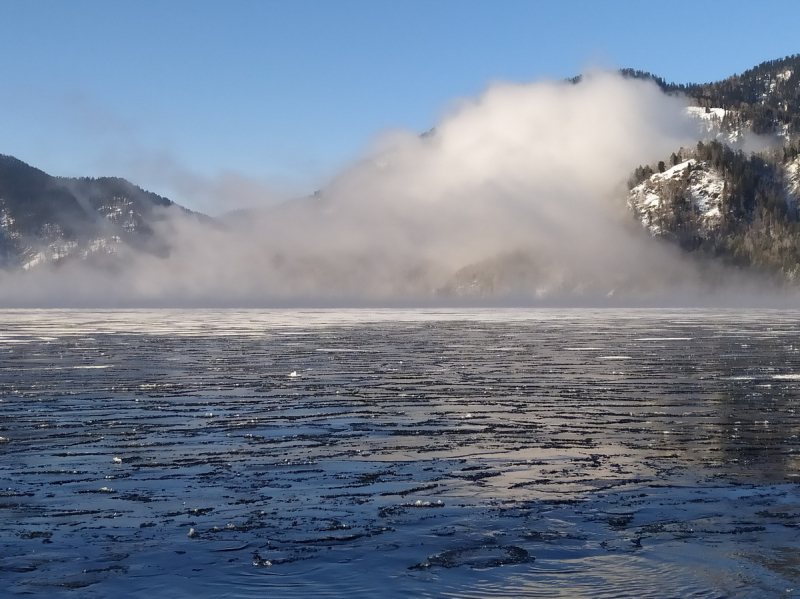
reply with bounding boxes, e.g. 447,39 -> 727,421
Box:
1,309 -> 799,598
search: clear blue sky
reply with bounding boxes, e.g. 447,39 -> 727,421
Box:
1,0 -> 798,211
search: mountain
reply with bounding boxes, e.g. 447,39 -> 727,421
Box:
628,140 -> 800,278
625,55 -> 800,282
621,54 -> 800,138
0,155 -> 203,270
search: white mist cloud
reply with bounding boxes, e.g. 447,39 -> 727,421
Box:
0,71 -> 775,306
119,152 -> 299,216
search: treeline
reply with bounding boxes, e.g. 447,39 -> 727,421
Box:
627,148 -> 691,189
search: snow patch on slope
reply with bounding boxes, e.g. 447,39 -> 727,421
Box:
0,201 -> 19,242
686,106 -> 728,126
22,240 -> 79,270
684,106 -> 746,146
786,159 -> 800,198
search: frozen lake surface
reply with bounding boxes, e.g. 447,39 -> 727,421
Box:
1,308 -> 799,598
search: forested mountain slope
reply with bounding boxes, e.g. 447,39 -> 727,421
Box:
625,55 -> 800,283
622,54 -> 800,137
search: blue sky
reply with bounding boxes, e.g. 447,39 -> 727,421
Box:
1,0 -> 799,212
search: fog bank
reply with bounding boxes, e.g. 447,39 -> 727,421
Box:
1,72 -> 786,307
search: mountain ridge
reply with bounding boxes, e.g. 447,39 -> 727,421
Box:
619,54 -> 800,137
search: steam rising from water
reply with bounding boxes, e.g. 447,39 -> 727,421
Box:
0,72 -> 781,306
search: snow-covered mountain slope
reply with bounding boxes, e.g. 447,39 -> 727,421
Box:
627,159 -> 725,236
684,106 -> 751,147
685,106 -> 729,135
629,152 -> 800,238
626,140 -> 800,281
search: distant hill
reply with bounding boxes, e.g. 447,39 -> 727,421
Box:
0,155 -> 204,270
